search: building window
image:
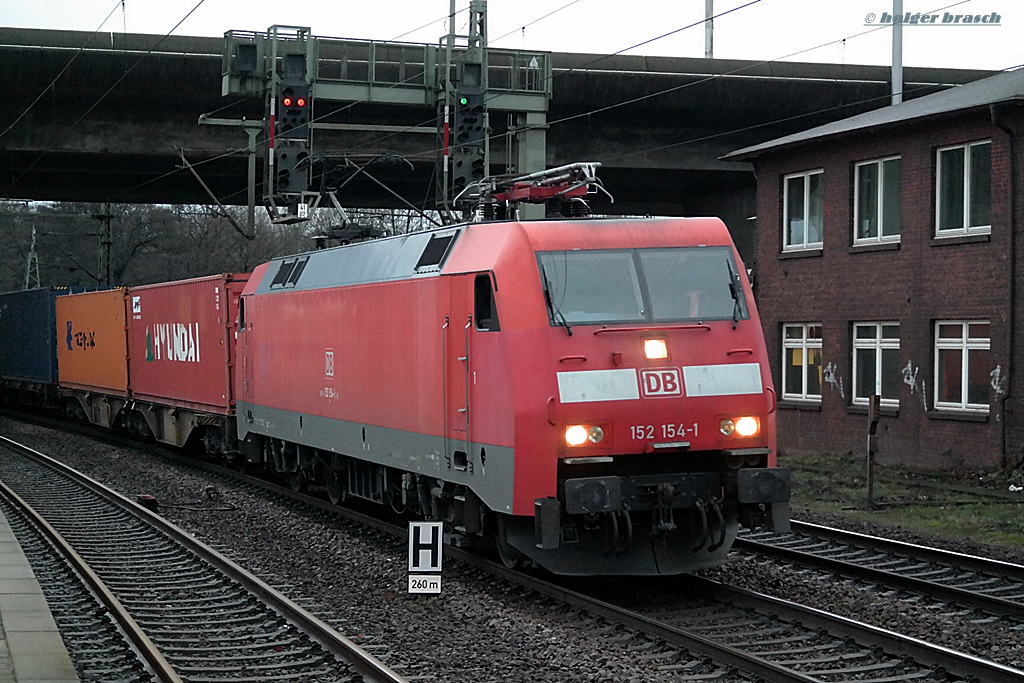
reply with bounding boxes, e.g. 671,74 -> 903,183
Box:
854,157 -> 901,243
853,323 -> 900,405
934,321 -> 990,412
783,170 -> 824,250
936,141 -> 991,236
783,323 -> 822,401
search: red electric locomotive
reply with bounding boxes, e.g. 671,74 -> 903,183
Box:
235,214 -> 790,575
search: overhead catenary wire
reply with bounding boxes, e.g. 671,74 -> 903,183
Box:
607,56 -> 1024,164
541,0 -> 982,161
278,0 -> 772,163
3,0 -> 210,197
0,0 -> 125,142
102,5 -> 487,204
388,4 -> 469,42
487,0 -> 585,46
107,0 -> 587,204
330,0 -> 1001,193
119,0 -> 994,212
41,0 -> 1003,214
133,0 -> 1004,212
316,0 -> 830,158
25,0 -> 762,205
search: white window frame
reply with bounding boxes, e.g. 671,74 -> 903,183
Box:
854,157 -> 901,244
935,140 -> 991,237
782,323 -> 822,402
852,322 -> 900,406
933,320 -> 990,413
782,170 -> 824,251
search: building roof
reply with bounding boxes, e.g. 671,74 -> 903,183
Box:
724,67 -> 1024,160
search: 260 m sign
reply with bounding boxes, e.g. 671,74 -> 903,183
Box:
408,575 -> 441,594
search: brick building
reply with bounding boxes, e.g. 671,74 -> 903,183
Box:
727,68 -> 1024,471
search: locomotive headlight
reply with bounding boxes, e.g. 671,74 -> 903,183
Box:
721,416 -> 760,437
644,338 -> 669,360
565,424 -> 605,446
735,416 -> 759,437
565,425 -> 590,446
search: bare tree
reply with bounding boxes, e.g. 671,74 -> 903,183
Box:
0,201 -> 441,294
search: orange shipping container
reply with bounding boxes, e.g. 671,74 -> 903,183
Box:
56,288 -> 129,396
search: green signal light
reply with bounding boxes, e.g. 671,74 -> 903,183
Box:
459,96 -> 469,105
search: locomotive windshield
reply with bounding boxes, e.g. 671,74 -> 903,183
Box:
537,247 -> 749,326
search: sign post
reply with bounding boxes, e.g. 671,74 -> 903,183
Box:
866,393 -> 880,508
407,521 -> 443,594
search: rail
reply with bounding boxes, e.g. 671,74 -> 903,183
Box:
0,434 -> 409,683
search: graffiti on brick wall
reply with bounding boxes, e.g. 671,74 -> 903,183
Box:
991,365 -> 1007,421
902,360 -> 919,393
902,360 -> 928,410
990,365 -> 1007,399
823,361 -> 845,398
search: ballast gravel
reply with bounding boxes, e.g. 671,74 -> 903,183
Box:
3,416 -> 1022,679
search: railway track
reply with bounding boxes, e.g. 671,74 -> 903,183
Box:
5,416 -> 1024,682
737,520 -> 1024,620
173,453 -> 1024,682
518,565 -> 1024,682
200,465 -> 1024,682
1,491 -> 161,682
0,434 -> 408,683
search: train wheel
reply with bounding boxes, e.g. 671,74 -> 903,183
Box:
325,469 -> 346,505
286,471 -> 308,494
495,514 -> 525,569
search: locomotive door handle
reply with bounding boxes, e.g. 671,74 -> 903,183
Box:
547,397 -> 556,426
766,386 -> 776,414
726,348 -> 753,356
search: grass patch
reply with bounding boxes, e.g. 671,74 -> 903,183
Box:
781,452 -> 1024,551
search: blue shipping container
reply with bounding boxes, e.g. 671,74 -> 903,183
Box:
0,287 -> 85,384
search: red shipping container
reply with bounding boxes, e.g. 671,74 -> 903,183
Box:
127,274 -> 247,415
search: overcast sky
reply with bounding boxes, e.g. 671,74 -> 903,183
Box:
1,0 -> 1020,72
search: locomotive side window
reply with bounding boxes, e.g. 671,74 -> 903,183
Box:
474,273 -> 500,331
269,256 -> 310,289
537,247 -> 749,325
270,259 -> 297,288
287,256 -> 309,285
415,232 -> 460,271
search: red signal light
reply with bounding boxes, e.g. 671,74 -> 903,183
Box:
282,96 -> 294,107
296,97 -> 307,107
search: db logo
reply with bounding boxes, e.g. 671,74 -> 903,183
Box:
640,368 -> 682,398
325,348 -> 335,378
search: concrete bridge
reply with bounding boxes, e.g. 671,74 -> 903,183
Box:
0,27 -> 990,254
